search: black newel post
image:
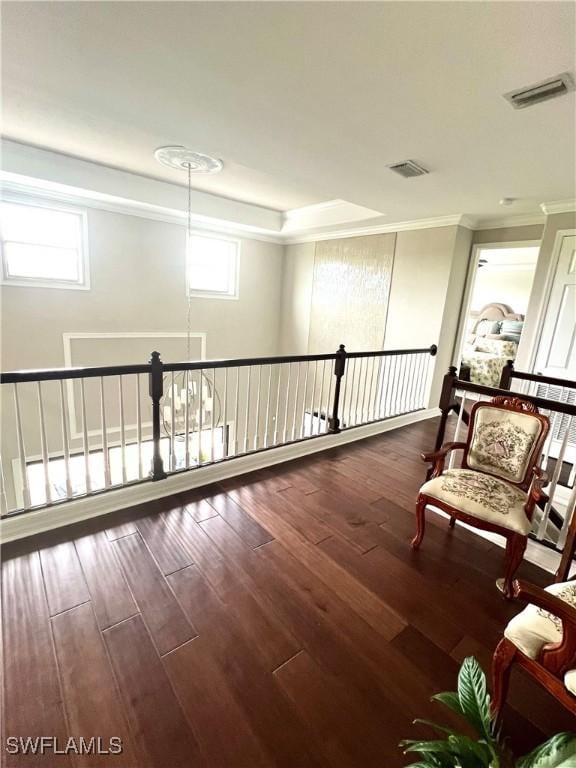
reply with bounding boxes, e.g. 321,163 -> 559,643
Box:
149,351 -> 167,481
499,359 -> 514,390
328,344 -> 346,433
432,366 -> 458,454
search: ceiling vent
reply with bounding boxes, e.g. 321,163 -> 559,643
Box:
387,160 -> 429,178
504,72 -> 575,109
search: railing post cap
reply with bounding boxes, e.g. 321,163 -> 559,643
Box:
338,344 -> 346,353
150,351 -> 162,363
448,365 -> 458,375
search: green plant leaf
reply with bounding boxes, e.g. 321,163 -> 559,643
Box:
431,691 -> 464,717
518,732 -> 576,768
447,734 -> 492,767
400,739 -> 455,767
457,657 -> 492,739
401,738 -> 453,754
413,718 -> 459,737
406,763 -> 441,768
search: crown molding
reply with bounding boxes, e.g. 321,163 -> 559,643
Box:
283,214 -> 469,244
1,176 -> 554,246
467,213 -> 546,230
540,199 -> 576,215
1,139 -> 285,236
0,174 -> 286,244
0,144 -> 561,246
282,199 -> 384,233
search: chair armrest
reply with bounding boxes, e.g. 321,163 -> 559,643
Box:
524,467 -> 549,518
531,466 -> 549,501
513,580 -> 576,629
422,442 -> 466,479
512,580 -> 576,676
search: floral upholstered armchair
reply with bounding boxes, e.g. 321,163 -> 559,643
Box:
412,396 -> 550,598
492,579 -> 576,717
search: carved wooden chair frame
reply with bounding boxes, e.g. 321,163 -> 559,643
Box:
492,580 -> 576,719
412,396 -> 550,598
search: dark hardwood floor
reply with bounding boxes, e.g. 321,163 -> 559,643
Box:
2,417 -> 574,767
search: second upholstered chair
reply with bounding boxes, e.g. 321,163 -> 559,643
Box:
492,579 -> 576,719
412,396 -> 550,598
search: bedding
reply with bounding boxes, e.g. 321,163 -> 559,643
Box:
461,302 -> 522,387
461,338 -> 518,387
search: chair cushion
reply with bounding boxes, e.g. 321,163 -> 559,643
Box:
468,406 -> 544,483
504,581 -> 576,696
420,469 -> 531,535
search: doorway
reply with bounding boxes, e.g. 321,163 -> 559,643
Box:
456,242 -> 540,387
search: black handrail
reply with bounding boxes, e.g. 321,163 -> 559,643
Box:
433,366 -> 576,457
0,363 -> 150,384
499,360 -> 576,391
0,344 -> 437,382
2,343 -> 439,493
453,378 -> 576,416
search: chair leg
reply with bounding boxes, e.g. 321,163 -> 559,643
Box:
491,637 -> 517,725
411,496 -> 427,550
449,516 -> 456,528
501,535 -> 527,599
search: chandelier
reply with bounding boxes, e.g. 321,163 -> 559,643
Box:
154,145 -> 225,461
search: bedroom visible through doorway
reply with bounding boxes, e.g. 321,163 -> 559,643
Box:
458,244 -> 540,387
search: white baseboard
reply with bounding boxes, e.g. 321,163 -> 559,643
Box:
1,408 -> 440,543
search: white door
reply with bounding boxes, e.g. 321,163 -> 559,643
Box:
534,232 -> 576,381
533,232 -> 576,486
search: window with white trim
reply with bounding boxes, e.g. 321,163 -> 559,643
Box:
0,199 -> 89,289
187,233 -> 239,299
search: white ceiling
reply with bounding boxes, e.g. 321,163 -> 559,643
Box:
2,2 -> 575,223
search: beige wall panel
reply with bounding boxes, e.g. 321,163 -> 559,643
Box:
308,234 -> 395,353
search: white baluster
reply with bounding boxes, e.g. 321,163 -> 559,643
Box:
136,374 -> 143,479
80,378 -> 91,493
100,377 -> 111,487
448,392 -> 466,470
60,380 -> 73,497
13,383 -> 31,508
119,375 -> 127,483
283,363 -> 292,442
264,365 -> 272,448
37,381 -> 52,504
244,366 -> 251,454
254,365 -> 262,450
199,370 -> 205,463
538,415 -> 572,541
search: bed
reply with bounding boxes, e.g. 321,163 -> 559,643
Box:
460,303 -> 524,387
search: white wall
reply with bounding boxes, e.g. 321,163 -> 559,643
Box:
280,225 -> 473,407
0,205 -> 284,509
279,242 -> 314,354
470,266 -> 535,315
1,206 -> 284,371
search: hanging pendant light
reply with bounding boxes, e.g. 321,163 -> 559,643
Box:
154,145 -> 224,467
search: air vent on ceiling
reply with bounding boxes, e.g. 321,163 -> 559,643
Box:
387,160 -> 429,178
504,72 -> 575,109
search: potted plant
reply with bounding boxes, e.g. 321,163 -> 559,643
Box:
400,656 -> 576,767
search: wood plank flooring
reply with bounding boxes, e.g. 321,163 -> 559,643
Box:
2,418 -> 574,767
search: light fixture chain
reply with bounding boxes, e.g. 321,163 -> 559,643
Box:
186,162 -> 192,362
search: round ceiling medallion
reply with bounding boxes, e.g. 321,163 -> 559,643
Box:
154,146 -> 223,174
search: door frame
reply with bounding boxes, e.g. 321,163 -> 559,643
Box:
527,228 -> 576,374
453,240 -> 541,372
